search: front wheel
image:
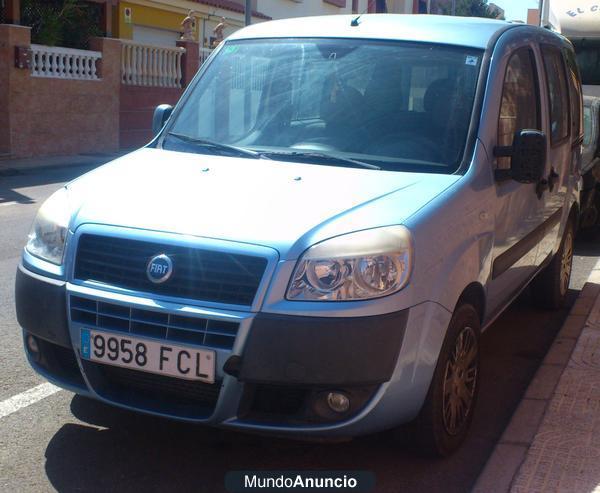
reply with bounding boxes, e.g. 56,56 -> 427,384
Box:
413,303 -> 481,457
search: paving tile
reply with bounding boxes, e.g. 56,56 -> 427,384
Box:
544,369 -> 600,435
524,365 -> 564,400
570,296 -> 596,316
557,314 -> 587,340
510,289 -> 600,493
579,282 -> 600,300
542,338 -> 577,367
568,327 -> 600,371
583,292 -> 600,328
472,443 -> 528,493
511,427 -> 600,493
501,398 -> 547,445
479,280 -> 600,493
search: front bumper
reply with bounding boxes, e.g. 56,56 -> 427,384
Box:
16,263 -> 448,437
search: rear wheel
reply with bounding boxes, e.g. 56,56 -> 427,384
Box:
413,303 -> 480,457
531,217 -> 574,309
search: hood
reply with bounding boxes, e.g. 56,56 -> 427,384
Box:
70,148 -> 460,259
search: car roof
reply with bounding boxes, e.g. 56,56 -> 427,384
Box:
227,14 -> 516,50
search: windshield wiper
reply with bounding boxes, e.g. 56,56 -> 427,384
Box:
165,132 -> 266,160
259,150 -> 381,170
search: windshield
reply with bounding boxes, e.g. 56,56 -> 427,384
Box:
573,39 -> 600,85
164,39 -> 483,173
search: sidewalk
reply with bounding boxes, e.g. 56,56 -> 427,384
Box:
0,152 -> 127,175
475,262 -> 600,492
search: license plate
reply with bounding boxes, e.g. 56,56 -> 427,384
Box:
80,329 -> 215,383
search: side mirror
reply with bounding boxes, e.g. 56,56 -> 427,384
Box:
152,104 -> 173,137
494,130 -> 546,183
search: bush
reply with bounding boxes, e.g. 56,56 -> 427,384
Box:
21,0 -> 103,49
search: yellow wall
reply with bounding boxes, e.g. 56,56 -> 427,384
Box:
117,1 -> 192,40
114,1 -> 250,42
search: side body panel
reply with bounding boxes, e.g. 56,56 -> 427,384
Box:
537,42 -> 575,262
480,29 -> 548,317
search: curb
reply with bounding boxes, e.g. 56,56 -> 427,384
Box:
472,263 -> 600,493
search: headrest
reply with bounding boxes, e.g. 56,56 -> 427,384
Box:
424,78 -> 456,114
320,77 -> 364,123
363,61 -> 404,113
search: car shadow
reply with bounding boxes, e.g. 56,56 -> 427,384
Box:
46,397 -> 396,493
0,187 -> 36,205
43,288 -> 577,493
42,235 -> 596,493
0,160 -> 109,205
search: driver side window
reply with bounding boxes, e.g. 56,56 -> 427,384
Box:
497,48 -> 540,169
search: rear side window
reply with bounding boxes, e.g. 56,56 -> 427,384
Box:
497,48 -> 540,169
541,45 -> 570,144
563,47 -> 583,140
583,106 -> 592,147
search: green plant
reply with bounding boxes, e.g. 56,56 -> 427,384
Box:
437,0 -> 500,19
21,0 -> 102,49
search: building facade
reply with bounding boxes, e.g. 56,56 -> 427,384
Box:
487,3 -> 505,19
112,0 -> 422,51
1,1 -> 428,52
527,8 -> 540,25
113,1 -> 268,52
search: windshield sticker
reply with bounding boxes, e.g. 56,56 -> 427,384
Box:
223,45 -> 240,54
465,56 -> 479,66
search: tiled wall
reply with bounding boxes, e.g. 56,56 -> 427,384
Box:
0,24 -> 199,158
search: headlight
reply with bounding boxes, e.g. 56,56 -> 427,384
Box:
287,226 -> 413,301
26,187 -> 71,265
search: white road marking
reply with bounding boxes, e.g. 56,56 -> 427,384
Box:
0,383 -> 61,419
0,201 -> 18,208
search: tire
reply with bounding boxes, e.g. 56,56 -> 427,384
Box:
413,303 -> 481,457
531,216 -> 575,309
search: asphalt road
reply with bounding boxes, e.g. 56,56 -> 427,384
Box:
1,163 -> 599,493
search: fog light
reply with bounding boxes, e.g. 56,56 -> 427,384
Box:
326,392 -> 350,413
26,334 -> 39,354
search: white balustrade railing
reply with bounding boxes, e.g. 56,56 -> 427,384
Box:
30,44 -> 102,80
121,41 -> 185,88
199,47 -> 213,66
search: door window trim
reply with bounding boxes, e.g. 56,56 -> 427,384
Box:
563,46 -> 584,148
540,43 -> 572,148
495,46 -> 541,171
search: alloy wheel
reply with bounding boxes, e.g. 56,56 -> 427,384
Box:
442,326 -> 478,436
560,229 -> 574,298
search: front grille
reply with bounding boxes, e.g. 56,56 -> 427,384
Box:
74,234 -> 267,306
84,361 -> 221,418
71,295 -> 239,349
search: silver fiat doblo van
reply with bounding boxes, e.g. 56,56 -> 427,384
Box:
16,15 -> 583,455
